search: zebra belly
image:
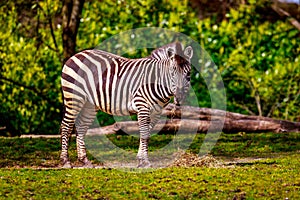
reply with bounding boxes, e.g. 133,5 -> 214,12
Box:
91,91 -> 137,116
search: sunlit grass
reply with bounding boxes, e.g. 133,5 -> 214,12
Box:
0,154 -> 299,199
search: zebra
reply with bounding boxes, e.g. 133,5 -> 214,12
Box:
60,42 -> 193,168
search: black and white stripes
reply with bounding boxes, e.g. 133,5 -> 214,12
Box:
60,42 -> 193,168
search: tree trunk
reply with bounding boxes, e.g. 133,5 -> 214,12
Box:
62,0 -> 85,63
87,104 -> 300,135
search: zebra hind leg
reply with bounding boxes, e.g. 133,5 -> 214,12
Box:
60,104 -> 80,168
60,96 -> 86,168
75,102 -> 97,168
60,122 -> 73,168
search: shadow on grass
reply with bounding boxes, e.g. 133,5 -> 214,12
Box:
0,132 -> 299,168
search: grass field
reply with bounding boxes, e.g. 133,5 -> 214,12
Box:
0,132 -> 299,199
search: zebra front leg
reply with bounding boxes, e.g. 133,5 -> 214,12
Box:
136,113 -> 160,168
137,138 -> 151,168
137,108 -> 152,168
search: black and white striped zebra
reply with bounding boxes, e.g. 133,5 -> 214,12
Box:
60,42 -> 193,168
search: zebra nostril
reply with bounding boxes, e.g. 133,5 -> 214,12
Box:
174,96 -> 182,106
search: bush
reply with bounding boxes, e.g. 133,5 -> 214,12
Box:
0,0 -> 299,135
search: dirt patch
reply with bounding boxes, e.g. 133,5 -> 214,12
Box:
2,152 -> 271,170
170,153 -> 227,168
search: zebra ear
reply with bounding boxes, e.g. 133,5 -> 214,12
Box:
184,46 -> 193,59
167,47 -> 176,59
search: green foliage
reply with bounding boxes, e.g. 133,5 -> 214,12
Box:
1,0 -> 299,135
0,1 -> 63,135
77,0 -> 195,49
191,4 -> 300,119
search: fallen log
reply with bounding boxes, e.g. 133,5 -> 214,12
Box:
87,104 -> 300,135
162,104 -> 300,133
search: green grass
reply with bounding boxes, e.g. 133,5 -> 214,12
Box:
106,132 -> 300,157
0,154 -> 299,199
1,132 -> 299,167
0,132 -> 299,199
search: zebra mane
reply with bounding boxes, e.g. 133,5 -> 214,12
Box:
150,42 -> 184,60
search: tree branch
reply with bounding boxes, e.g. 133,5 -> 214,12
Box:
0,76 -> 56,104
271,2 -> 300,31
233,101 -> 256,116
48,12 -> 58,50
33,2 -> 62,60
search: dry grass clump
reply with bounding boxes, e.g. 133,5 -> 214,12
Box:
171,152 -> 226,168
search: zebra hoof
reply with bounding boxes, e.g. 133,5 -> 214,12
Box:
61,161 -> 72,169
137,159 -> 152,168
81,162 -> 94,168
79,158 -> 94,168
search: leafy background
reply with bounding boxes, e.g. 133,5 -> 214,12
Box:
0,0 -> 299,136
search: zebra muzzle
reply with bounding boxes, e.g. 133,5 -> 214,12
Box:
175,89 -> 185,106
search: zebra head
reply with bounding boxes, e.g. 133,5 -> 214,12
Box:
167,43 -> 193,106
